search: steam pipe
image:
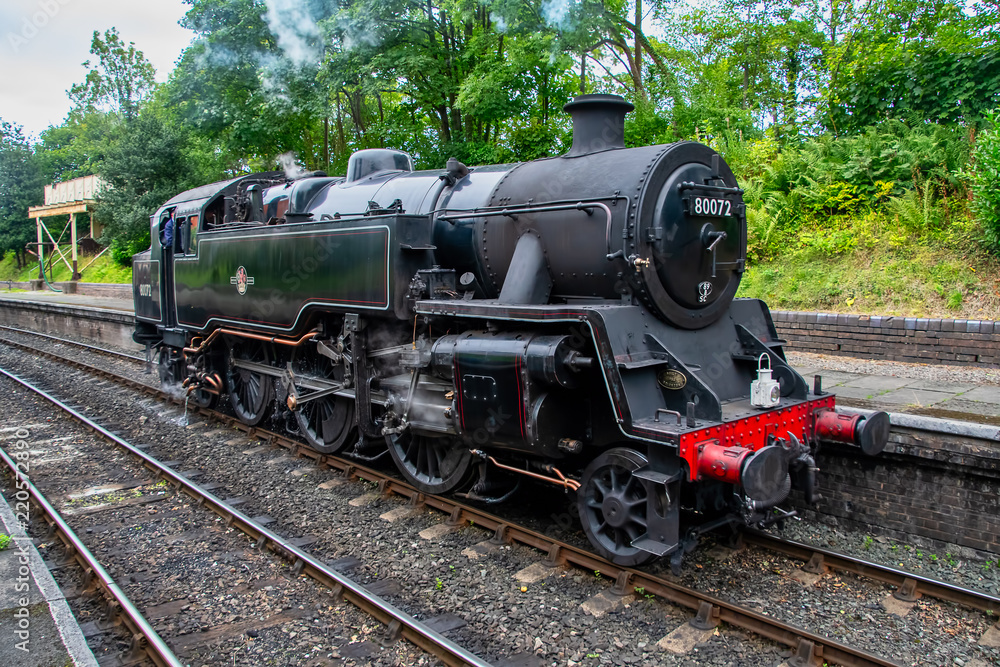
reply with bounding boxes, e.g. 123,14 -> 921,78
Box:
184,328 -> 318,356
473,451 -> 581,491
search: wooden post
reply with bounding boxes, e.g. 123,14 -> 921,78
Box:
70,212 -> 80,280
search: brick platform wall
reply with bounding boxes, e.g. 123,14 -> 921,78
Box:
0,298 -> 139,351
772,311 -> 1000,367
792,428 -> 1000,558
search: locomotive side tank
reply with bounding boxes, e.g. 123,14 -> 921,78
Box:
133,94 -> 889,570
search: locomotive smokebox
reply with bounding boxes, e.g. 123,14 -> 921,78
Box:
563,94 -> 635,156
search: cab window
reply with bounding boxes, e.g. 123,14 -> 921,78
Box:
187,215 -> 199,254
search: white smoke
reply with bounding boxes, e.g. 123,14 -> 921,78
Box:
491,12 -> 509,33
262,0 -> 323,67
278,152 -> 308,179
334,14 -> 382,51
541,0 -> 574,29
192,39 -> 241,71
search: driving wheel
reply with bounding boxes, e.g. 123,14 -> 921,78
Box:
226,338 -> 274,426
386,431 -> 475,494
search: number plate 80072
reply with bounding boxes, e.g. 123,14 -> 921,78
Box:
688,196 -> 733,217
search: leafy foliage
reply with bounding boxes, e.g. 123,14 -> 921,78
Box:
95,114 -> 196,264
0,120 -> 44,269
742,121 -> 972,262
0,0 -> 995,289
970,112 -> 1000,252
69,28 -> 157,121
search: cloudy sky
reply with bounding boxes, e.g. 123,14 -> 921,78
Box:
0,0 -> 195,140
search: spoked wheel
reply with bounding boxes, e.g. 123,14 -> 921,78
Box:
226,338 -> 274,426
290,346 -> 356,454
386,431 -> 475,494
577,447 -> 657,567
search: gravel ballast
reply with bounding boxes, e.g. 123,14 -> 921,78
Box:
1,334 -> 999,665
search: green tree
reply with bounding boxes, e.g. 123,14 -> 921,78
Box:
0,120 -> 44,269
35,111 -> 118,183
96,114 -> 194,264
170,0 -> 331,171
69,28 -> 157,121
825,0 -> 999,132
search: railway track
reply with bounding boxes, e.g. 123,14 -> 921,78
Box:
741,529 -> 1000,616
0,444 -> 183,667
0,332 -> 968,665
0,364 -> 493,667
0,324 -> 145,363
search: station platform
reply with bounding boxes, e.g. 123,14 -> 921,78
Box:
0,289 -> 133,312
1,288 -> 999,428
0,476 -> 98,667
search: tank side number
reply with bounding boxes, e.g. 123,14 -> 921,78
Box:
691,196 -> 732,217
138,284 -> 152,297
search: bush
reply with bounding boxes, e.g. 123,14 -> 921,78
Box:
970,111 -> 1000,253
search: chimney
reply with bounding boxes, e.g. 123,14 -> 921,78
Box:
563,94 -> 635,157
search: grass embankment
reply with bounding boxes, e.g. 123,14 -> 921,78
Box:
0,250 -> 132,284
724,120 -> 999,320
738,245 -> 999,320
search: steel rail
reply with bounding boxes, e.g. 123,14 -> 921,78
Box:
0,336 -> 938,665
0,325 -> 144,362
251,447 -> 900,667
742,529 -> 1000,615
0,365 -> 492,667
0,406 -> 182,666
7,335 -> 998,612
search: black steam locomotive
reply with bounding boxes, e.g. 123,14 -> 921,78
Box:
132,94 -> 888,568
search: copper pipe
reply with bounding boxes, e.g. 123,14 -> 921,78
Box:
184,328 -> 318,356
477,453 -> 581,491
206,373 -> 222,391
183,328 -> 222,355
186,383 -> 219,396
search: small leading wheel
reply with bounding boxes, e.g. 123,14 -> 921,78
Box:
291,347 -> 356,454
386,431 -> 475,494
226,338 -> 274,426
157,346 -> 178,384
577,447 -> 657,567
